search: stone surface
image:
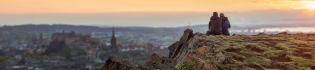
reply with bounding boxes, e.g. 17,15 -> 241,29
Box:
171,35 -> 198,68
179,28 -> 193,44
194,32 -> 202,36
170,34 -> 227,70
168,41 -> 183,58
137,65 -> 154,70
102,57 -> 140,70
168,29 -> 193,59
145,53 -> 170,68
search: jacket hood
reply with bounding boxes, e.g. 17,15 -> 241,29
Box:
221,17 -> 228,21
213,12 -> 218,16
210,12 -> 219,20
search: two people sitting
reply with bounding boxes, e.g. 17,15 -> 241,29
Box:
206,12 -> 231,36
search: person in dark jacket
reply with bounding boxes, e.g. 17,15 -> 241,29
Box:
207,12 -> 222,35
220,13 -> 231,36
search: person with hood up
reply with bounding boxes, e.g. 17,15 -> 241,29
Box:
207,12 -> 222,35
220,13 -> 231,36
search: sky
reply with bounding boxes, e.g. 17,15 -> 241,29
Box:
0,0 -> 314,27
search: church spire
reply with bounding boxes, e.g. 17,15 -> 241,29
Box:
110,27 -> 118,51
39,32 -> 43,44
112,27 -> 115,38
34,34 -> 37,44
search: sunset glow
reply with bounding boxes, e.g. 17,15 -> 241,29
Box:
308,4 -> 315,9
0,0 -> 309,14
1,0 -> 315,27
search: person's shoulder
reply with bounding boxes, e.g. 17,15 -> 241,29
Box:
223,17 -> 228,19
225,20 -> 230,23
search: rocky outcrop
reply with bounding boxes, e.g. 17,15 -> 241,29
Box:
144,53 -> 172,69
169,34 -> 228,69
102,28 -> 231,70
175,34 -> 230,70
168,41 -> 183,59
179,28 -> 193,44
168,29 -> 193,59
102,57 -> 140,70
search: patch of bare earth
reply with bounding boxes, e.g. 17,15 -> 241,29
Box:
295,49 -> 313,59
267,55 -> 292,70
311,66 -> 315,70
225,48 -> 240,54
249,64 -> 264,70
252,39 -> 278,48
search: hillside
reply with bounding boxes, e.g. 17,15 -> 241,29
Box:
101,29 -> 315,70
178,31 -> 315,70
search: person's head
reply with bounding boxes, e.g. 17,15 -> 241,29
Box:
220,13 -> 225,17
213,12 -> 218,16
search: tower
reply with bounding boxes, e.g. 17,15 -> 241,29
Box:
39,32 -> 43,44
32,34 -> 38,45
110,27 -> 118,51
31,36 -> 34,44
34,35 -> 37,44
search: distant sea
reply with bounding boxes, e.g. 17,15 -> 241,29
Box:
231,27 -> 315,33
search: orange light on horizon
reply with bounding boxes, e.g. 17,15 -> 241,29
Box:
0,0 -> 314,14
308,4 -> 315,9
289,0 -> 315,10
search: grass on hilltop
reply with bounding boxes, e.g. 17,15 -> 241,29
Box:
197,32 -> 315,70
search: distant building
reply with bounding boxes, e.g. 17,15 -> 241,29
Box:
248,28 -> 251,33
39,32 -> 44,45
50,30 -> 90,48
31,32 -> 44,45
14,55 -> 22,61
32,35 -> 37,45
91,32 -> 110,39
110,27 -> 119,52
